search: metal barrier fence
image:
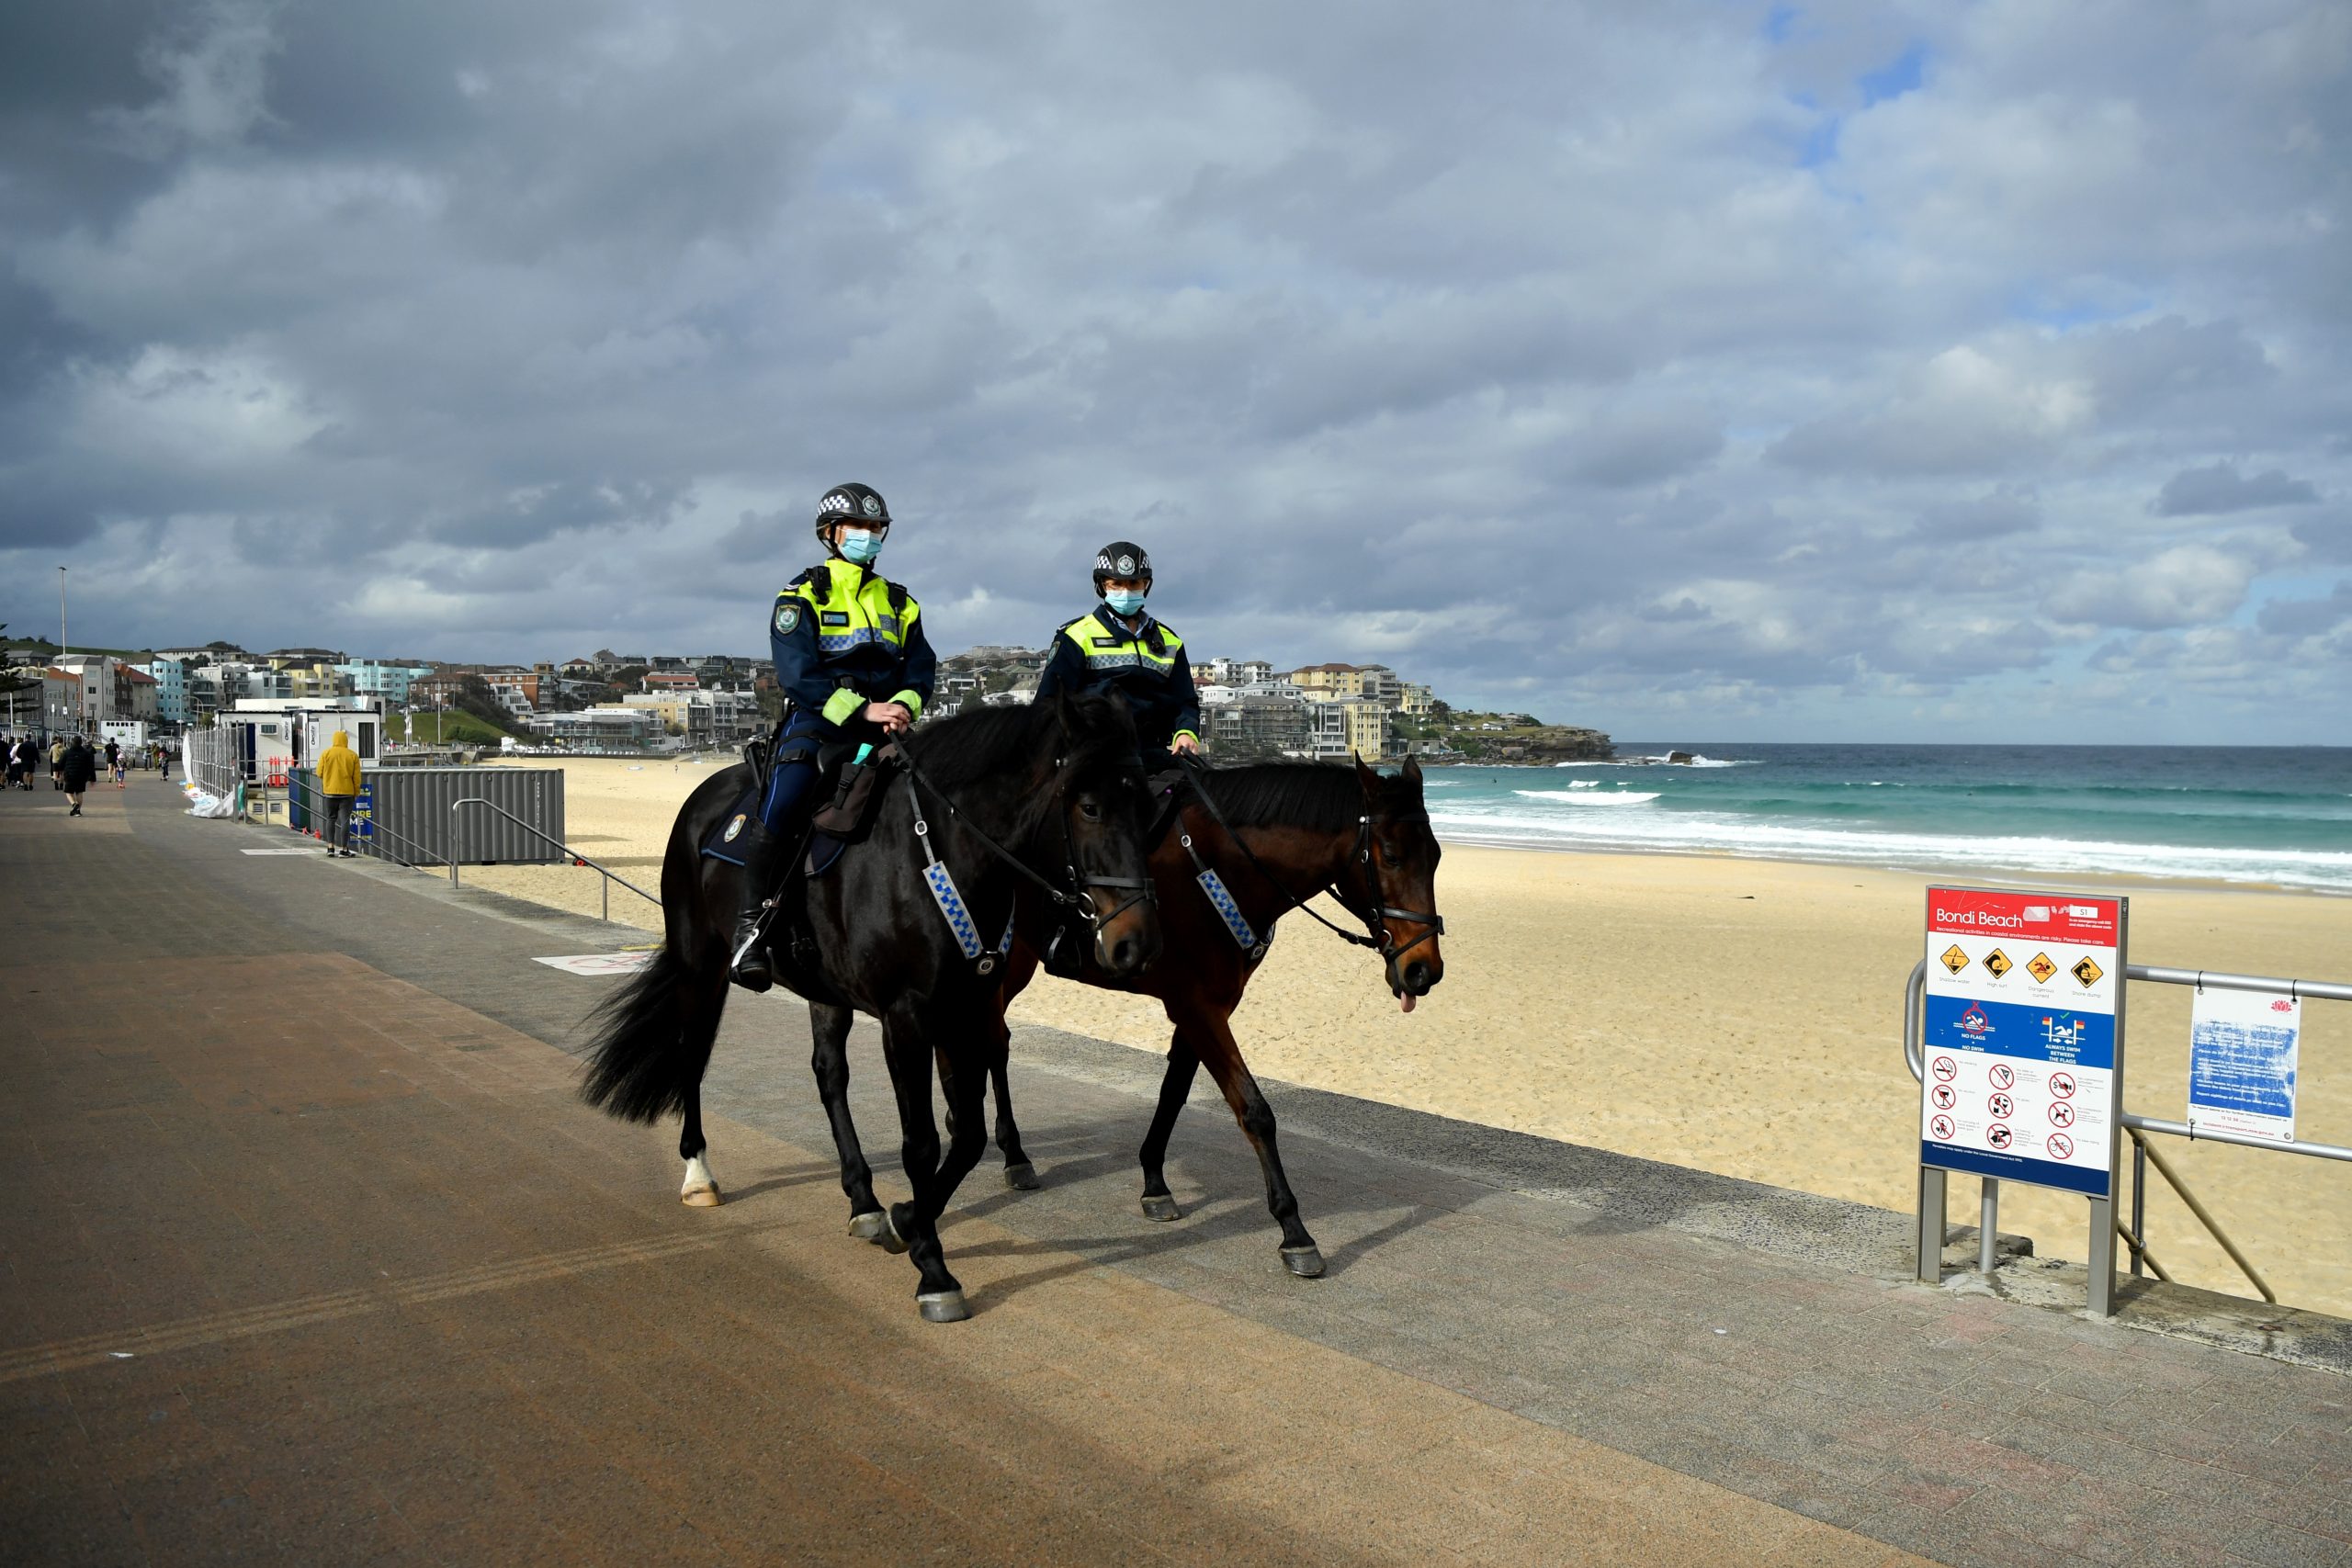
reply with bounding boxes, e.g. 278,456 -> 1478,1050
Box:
1904,957 -> 2349,1312
182,726 -> 245,806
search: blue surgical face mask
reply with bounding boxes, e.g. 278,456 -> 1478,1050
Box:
837,528 -> 883,565
1104,588 -> 1148,616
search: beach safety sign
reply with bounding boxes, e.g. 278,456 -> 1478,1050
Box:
1921,887 -> 2124,1198
2188,987 -> 2299,1143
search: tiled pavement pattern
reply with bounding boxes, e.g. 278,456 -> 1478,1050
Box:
0,783 -> 2342,1565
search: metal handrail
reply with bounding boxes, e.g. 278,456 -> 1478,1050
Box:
2127,1126 -> 2276,1303
1905,953 -> 2345,1307
448,795 -> 658,922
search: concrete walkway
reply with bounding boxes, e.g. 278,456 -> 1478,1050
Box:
2,779 -> 2346,1565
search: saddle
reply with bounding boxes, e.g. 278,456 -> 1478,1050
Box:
697,737 -> 900,875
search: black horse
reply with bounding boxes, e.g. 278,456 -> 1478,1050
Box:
578,694 -> 1160,1322
803,757 -> 1446,1277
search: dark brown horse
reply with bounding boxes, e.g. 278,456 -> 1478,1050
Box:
807,756 -> 1444,1278
579,695 -> 1160,1321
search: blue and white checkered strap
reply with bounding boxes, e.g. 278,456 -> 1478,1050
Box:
922,862 -> 987,960
1195,868 -> 1260,952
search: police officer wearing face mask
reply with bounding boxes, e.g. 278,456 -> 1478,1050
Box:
1035,540 -> 1201,768
729,481 -> 937,991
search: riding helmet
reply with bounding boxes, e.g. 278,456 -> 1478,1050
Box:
813,482 -> 891,542
1091,539 -> 1153,596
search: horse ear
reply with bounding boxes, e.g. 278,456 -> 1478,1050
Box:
1402,754 -> 1424,788
1054,690 -> 1079,745
1352,752 -> 1379,795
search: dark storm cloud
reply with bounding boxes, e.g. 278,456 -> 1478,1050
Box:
1,0 -> 2347,741
2153,462 -> 2321,517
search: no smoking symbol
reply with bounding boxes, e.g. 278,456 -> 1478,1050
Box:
1931,1056 -> 1957,1082
1988,1063 -> 2015,1089
2048,1102 -> 2075,1129
1931,1084 -> 1956,1110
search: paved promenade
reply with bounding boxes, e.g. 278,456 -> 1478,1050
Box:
3,780 -> 2348,1565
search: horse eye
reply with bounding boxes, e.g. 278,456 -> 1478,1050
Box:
1080,800 -> 1103,822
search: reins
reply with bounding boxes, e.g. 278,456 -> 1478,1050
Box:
899,746 -> 1156,933
1174,756 -> 1445,966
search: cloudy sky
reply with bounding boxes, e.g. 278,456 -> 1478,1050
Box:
2,1 -> 2346,742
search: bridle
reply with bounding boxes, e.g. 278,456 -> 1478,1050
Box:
1176,757 -> 1444,971
899,747 -> 1156,937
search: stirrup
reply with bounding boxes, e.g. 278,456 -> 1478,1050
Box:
729,917 -> 775,992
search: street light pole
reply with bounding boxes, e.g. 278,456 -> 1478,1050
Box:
58,566 -> 67,657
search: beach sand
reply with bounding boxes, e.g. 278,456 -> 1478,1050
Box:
463,757 -> 2352,1316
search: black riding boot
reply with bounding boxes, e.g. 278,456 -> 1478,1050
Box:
729,820 -> 788,993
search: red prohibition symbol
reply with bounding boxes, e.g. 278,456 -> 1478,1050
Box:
1931,1055 -> 1958,1082
2048,1071 -> 2077,1100
1931,1084 -> 1957,1110
1987,1063 -> 2016,1090
1986,1091 -> 2015,1120
1929,1114 -> 1956,1141
1986,1123 -> 2014,1151
2048,1101 -> 2075,1129
2046,1132 -> 2075,1160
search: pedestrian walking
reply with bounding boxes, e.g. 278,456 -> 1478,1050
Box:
111,749 -> 127,788
159,740 -> 173,781
61,737 -> 96,817
316,730 -> 362,857
5,736 -> 26,790
50,738 -> 65,791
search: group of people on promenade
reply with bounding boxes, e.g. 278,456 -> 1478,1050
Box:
4,733 -> 175,817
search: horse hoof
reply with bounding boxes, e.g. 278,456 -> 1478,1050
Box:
917,1290 -> 970,1324
848,1211 -> 888,1242
1002,1162 -> 1041,1190
876,1209 -> 910,1255
1281,1245 -> 1326,1279
680,1184 -> 722,1208
1140,1194 -> 1182,1223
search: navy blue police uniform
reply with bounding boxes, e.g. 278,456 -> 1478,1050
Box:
1034,540 -> 1199,768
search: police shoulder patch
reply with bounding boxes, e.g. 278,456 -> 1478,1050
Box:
774,603 -> 801,634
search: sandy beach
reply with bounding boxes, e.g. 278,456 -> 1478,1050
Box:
464,757 -> 2352,1317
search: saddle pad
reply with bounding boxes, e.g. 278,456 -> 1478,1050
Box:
699,783 -> 762,866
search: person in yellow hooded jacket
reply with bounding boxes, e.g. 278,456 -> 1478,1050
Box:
317,731 -> 363,857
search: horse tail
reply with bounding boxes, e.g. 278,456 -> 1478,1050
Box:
579,792 -> 729,1123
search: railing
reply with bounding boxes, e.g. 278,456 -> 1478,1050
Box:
1904,957 -> 2349,1306
448,796 -> 658,922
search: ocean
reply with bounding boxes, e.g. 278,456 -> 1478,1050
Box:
1419,744 -> 2352,894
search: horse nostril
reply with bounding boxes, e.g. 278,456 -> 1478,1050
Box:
1406,962 -> 1433,994
1110,938 -> 1138,972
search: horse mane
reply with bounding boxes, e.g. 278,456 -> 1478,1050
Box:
900,692 -> 1136,794
1196,761 -> 1365,832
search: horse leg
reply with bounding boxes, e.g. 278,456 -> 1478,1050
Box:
989,1018 -> 1039,1190
1181,1007 -> 1324,1278
808,1000 -> 887,1237
1137,1030 -> 1202,1222
677,962 -> 727,1206
874,1016 -> 969,1321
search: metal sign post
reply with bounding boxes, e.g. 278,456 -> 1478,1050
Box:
1917,887 -> 2128,1314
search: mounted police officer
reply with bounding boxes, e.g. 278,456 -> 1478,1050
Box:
1035,540 -> 1201,768
730,481 -> 937,991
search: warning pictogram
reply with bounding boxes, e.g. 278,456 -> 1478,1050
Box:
1982,948 -> 2013,979
1940,943 -> 1970,976
2046,1132 -> 2074,1160
1987,1123 -> 2014,1151
1930,1114 -> 1955,1141
2048,1071 -> 2076,1100
1931,1055 -> 1957,1081
1987,1091 -> 2015,1120
2072,955 -> 2103,987
1931,1084 -> 1956,1110
1988,1063 -> 2015,1090
2048,1101 -> 2075,1129
2027,952 -> 2058,984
